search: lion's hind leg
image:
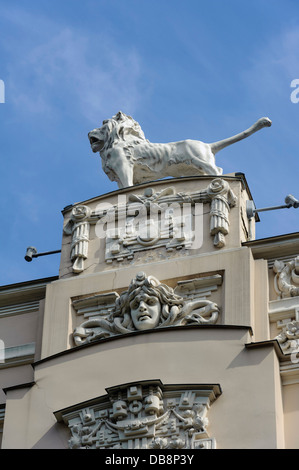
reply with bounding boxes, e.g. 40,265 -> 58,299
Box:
179,140 -> 223,177
189,151 -> 223,176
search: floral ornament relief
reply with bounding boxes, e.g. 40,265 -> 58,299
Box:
272,256 -> 299,354
275,319 -> 299,353
273,256 -> 299,299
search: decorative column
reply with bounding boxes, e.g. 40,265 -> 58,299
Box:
206,178 -> 237,248
63,205 -> 91,274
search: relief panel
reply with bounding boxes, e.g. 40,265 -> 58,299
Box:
54,380 -> 221,449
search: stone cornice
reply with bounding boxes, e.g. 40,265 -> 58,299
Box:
61,174 -> 250,215
0,276 -> 58,307
245,339 -> 289,361
0,343 -> 35,369
33,325 -> 253,368
242,233 -> 299,261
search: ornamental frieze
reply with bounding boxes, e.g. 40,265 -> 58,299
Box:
63,179 -> 237,272
54,380 -> 221,449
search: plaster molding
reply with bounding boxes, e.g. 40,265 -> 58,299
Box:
0,342 -> 35,369
274,317 -> 299,355
267,254 -> 299,269
269,297 -> 299,322
175,274 -> 223,300
0,300 -> 40,318
270,298 -> 299,355
280,361 -> 299,385
242,235 -> 299,261
63,179 -> 237,272
270,260 -> 299,355
72,292 -> 119,320
55,380 -> 221,449
0,278 -> 54,305
103,180 -> 237,262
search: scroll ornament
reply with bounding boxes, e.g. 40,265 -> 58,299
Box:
206,178 -> 237,248
273,256 -> 299,299
73,272 -> 220,346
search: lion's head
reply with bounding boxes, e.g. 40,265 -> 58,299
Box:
88,111 -> 148,154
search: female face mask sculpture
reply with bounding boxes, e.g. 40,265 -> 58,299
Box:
73,271 -> 220,345
129,293 -> 162,331
115,271 -> 184,332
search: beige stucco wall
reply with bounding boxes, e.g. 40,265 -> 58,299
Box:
41,245 -> 257,358
39,174 -> 259,359
253,259 -> 271,342
0,284 -> 48,405
283,383 -> 299,448
2,327 -> 284,449
0,311 -> 38,349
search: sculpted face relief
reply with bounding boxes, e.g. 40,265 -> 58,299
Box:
73,272 -> 220,345
130,293 -> 161,330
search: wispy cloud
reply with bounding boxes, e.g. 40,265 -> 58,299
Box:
1,7 -> 144,123
241,25 -> 299,107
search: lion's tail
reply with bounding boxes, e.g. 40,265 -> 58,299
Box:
209,117 -> 272,155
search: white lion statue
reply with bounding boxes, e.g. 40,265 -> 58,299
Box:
88,111 -> 272,188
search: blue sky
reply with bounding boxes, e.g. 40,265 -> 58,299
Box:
1,0 -> 299,286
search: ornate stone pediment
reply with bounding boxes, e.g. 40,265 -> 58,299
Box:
54,380 -> 221,449
72,272 -> 221,346
63,178 -> 237,273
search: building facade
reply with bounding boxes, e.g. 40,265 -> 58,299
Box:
0,171 -> 299,450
